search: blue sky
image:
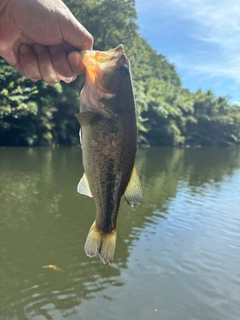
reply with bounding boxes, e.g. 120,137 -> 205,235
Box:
136,0 -> 240,105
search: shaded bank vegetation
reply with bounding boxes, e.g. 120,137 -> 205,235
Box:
1,0 -> 240,147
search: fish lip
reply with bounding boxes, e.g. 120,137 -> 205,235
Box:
81,44 -> 124,67
81,44 -> 125,84
81,44 -> 124,59
100,44 -> 124,57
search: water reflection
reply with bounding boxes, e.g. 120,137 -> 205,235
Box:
0,147 -> 239,320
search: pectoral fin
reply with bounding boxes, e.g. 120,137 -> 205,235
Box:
124,166 -> 143,207
75,112 -> 100,126
77,173 -> 93,197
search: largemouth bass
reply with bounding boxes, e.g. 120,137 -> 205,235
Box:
76,44 -> 143,265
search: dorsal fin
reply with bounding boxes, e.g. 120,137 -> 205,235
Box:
124,166 -> 143,207
77,173 -> 93,197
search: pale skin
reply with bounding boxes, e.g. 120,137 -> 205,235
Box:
0,0 -> 93,85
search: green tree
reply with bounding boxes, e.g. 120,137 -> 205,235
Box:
0,0 -> 239,147
0,58 -> 62,146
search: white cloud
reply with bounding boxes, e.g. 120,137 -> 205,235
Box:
232,101 -> 240,106
172,54 -> 240,81
136,0 -> 240,100
168,0 -> 240,82
137,0 -> 240,83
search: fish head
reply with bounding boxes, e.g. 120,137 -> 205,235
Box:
80,45 -> 133,116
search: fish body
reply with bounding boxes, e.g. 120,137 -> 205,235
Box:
76,45 -> 143,264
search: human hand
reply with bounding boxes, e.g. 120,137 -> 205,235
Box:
0,0 -> 93,85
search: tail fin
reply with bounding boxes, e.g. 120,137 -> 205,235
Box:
84,221 -> 117,265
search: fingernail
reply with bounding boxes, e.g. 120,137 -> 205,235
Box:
69,53 -> 79,66
31,78 -> 41,83
47,78 -> 60,86
65,76 -> 76,83
20,44 -> 29,55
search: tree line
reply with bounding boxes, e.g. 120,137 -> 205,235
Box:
1,0 -> 240,147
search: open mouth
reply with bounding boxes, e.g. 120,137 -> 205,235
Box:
81,45 -> 124,83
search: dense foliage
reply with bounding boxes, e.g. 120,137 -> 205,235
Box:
0,0 -> 240,146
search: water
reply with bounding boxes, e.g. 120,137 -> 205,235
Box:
0,147 -> 239,320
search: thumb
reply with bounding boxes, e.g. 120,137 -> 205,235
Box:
59,7 -> 93,51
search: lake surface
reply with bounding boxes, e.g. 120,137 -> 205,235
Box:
0,147 -> 239,320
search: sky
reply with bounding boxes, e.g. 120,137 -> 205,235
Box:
136,0 -> 240,105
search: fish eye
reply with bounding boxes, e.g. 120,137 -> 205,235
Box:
119,65 -> 129,76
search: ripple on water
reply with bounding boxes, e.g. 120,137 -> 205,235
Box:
1,148 -> 240,320
125,171 -> 240,320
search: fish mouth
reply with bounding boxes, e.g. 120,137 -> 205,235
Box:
81,45 -> 124,83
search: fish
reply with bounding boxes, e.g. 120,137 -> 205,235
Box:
42,265 -> 64,272
75,44 -> 143,265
